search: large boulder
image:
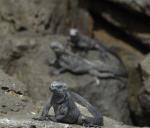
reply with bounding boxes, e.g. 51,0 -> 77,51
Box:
0,34 -> 130,124
0,65 -> 147,128
0,0 -> 93,35
0,68 -> 34,118
106,0 -> 150,17
94,29 -> 145,126
137,54 -> 150,126
0,116 -> 149,128
83,0 -> 150,50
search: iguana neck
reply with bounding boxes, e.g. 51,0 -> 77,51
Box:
53,91 -> 68,104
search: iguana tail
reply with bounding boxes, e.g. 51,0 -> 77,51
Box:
70,91 -> 103,126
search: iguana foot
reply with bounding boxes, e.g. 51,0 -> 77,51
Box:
32,116 -> 50,121
83,123 -> 101,128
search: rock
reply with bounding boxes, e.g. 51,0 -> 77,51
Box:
85,0 -> 150,49
137,54 -> 150,126
0,69 -> 34,118
105,0 -> 150,18
0,34 -> 130,124
94,29 -> 145,125
49,35 -> 130,123
140,54 -> 150,94
0,34 -> 56,100
0,0 -> 93,35
0,116 -> 149,128
0,65 -> 146,128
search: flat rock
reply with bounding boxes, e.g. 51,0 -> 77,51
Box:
0,68 -> 34,118
0,34 -> 130,123
0,116 -> 148,128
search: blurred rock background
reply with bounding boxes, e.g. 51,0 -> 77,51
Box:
0,0 -> 150,128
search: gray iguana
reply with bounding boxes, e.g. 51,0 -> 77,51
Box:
68,29 -> 127,77
33,81 -> 103,127
49,41 -> 126,79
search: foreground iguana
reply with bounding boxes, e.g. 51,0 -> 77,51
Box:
33,81 -> 103,127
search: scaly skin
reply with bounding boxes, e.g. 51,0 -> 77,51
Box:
68,29 -> 127,77
50,41 -> 126,80
33,81 -> 103,127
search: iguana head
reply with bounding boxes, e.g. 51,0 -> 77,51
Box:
50,41 -> 65,54
50,81 -> 68,94
69,28 -> 79,44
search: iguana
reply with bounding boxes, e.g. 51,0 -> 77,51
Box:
33,81 -> 103,127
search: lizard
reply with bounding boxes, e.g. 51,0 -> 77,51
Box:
49,41 -> 127,80
33,81 -> 103,127
68,28 -> 127,77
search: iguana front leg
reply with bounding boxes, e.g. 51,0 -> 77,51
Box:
33,96 -> 53,121
48,106 -> 69,122
50,67 -> 66,75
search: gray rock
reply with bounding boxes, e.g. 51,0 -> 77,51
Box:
0,34 -> 130,124
94,30 -> 145,126
0,65 -> 143,128
137,54 -> 150,126
85,0 -> 150,49
0,116 -> 148,128
0,69 -> 34,118
0,0 -> 93,35
0,34 -> 56,100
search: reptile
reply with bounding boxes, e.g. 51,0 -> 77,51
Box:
33,81 -> 103,127
68,29 -> 127,77
49,41 -> 126,79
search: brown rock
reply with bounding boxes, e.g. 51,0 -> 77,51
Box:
86,0 -> 150,49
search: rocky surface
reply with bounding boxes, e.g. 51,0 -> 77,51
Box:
0,0 -> 93,35
0,0 -> 149,127
94,30 -> 145,126
0,34 -> 130,124
0,116 -> 149,128
136,54 -> 150,126
0,68 -> 34,118
84,0 -> 150,50
0,67 -> 146,128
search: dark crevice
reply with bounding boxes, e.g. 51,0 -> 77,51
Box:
30,125 -> 36,128
17,26 -> 27,32
84,0 -> 150,54
89,11 -> 150,54
1,87 -> 9,91
1,86 -> 23,95
44,16 -> 52,30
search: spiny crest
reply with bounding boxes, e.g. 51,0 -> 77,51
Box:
70,28 -> 78,36
50,80 -> 67,89
50,41 -> 64,50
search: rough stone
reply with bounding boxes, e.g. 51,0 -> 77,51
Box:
137,54 -> 150,126
94,29 -> 145,126
85,0 -> 150,49
106,0 -> 150,17
0,34 -> 130,124
0,0 -> 93,35
0,69 -> 34,118
0,116 -> 149,128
